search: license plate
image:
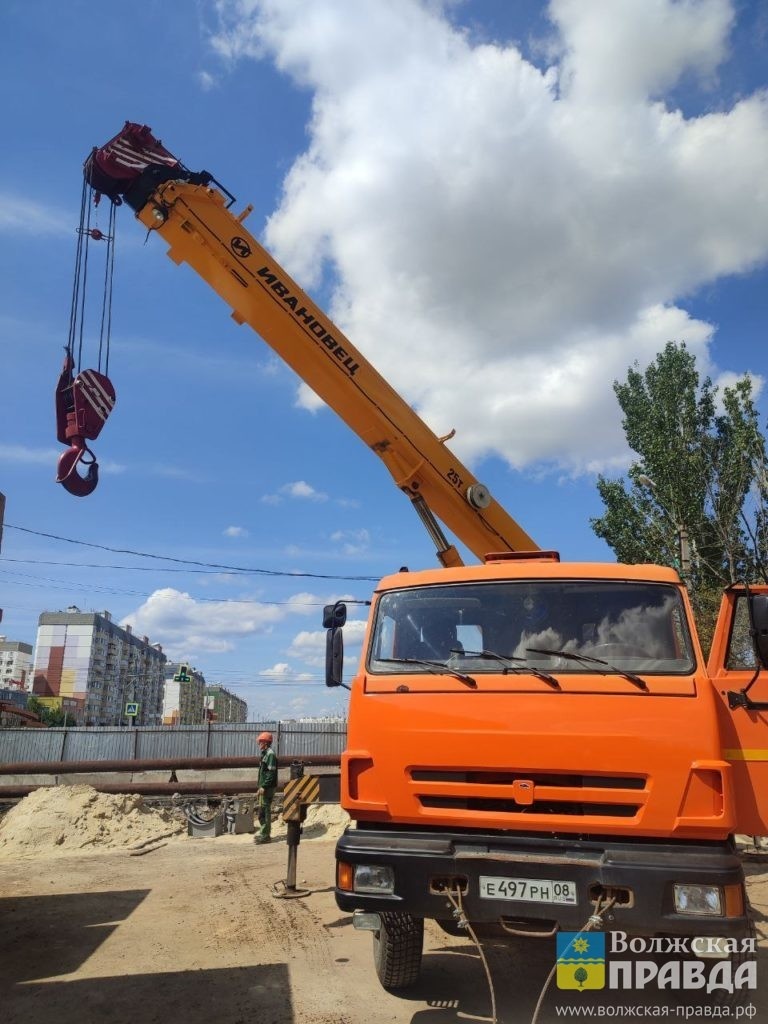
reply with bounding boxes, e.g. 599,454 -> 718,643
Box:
479,875 -> 578,905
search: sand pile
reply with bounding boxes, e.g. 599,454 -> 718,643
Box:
0,784 -> 184,857
271,801 -> 351,841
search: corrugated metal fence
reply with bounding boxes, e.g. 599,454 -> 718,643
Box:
0,720 -> 347,764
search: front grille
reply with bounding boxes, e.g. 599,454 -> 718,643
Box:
411,771 -> 646,788
419,796 -> 640,817
409,769 -> 647,820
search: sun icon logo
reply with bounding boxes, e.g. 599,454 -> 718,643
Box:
556,931 -> 606,990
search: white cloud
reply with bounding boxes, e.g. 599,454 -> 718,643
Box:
260,662 -> 292,678
0,444 -> 60,465
286,629 -> 326,663
210,0 -> 768,475
258,661 -> 321,682
330,528 -> 371,555
341,619 -> 369,649
100,459 -> 128,475
0,444 -> 126,476
287,618 -> 367,667
283,591 -> 325,615
283,480 -> 328,501
552,0 -> 733,102
119,587 -> 330,661
120,588 -> 285,657
262,480 -> 330,503
714,370 -> 764,397
145,463 -> 206,482
0,194 -> 72,237
295,381 -> 324,412
223,525 -> 249,538
712,369 -> 765,415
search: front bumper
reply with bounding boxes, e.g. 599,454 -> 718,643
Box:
335,826 -> 747,936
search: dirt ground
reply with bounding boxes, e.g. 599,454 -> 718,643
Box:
1,797 -> 767,1024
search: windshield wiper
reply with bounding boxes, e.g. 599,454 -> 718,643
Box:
377,657 -> 477,688
461,650 -> 561,689
525,647 -> 648,692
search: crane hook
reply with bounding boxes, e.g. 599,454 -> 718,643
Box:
54,351 -> 115,497
56,443 -> 100,497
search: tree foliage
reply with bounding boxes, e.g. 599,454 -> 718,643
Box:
27,696 -> 77,728
591,342 -> 768,649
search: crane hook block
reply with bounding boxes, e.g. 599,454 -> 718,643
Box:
55,353 -> 116,497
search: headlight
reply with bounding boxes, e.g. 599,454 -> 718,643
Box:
673,884 -> 723,916
354,864 -> 395,894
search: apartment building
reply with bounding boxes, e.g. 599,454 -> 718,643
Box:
0,637 -> 33,690
162,661 -> 206,725
204,683 -> 247,724
32,608 -> 167,725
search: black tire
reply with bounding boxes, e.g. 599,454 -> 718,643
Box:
373,912 -> 424,990
643,912 -> 756,1010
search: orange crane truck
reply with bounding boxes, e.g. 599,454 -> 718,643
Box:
77,123 -> 768,996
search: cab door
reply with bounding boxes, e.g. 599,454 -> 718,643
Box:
709,586 -> 768,835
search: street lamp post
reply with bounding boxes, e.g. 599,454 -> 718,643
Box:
637,475 -> 692,578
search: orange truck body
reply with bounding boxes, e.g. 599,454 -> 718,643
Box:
86,124 -> 768,993
333,554 -> 768,980
343,560 -> 732,841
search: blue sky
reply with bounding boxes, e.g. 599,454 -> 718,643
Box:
1,0 -> 767,719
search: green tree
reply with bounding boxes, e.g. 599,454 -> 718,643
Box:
591,342 -> 768,651
27,696 -> 76,728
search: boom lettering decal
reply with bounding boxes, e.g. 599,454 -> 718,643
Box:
254,265 -> 360,378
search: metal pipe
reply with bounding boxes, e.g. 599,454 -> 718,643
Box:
0,782 -> 269,798
0,754 -> 341,775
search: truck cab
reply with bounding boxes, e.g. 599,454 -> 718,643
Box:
330,555 -> 767,990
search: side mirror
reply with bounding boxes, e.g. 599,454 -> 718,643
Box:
750,594 -> 768,669
323,602 -> 347,629
326,625 -> 344,688
323,602 -> 349,688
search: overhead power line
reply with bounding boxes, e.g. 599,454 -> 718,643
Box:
5,523 -> 380,582
0,567 -> 367,608
2,557 -> 254,574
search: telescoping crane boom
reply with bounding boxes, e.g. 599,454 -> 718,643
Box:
63,124 -> 768,998
72,122 -> 537,567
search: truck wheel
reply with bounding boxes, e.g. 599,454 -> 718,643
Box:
373,912 -> 424,990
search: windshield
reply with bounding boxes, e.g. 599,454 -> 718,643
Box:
368,580 -> 695,675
